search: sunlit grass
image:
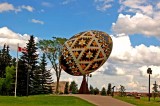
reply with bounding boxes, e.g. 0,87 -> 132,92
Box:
0,95 -> 95,106
114,96 -> 160,106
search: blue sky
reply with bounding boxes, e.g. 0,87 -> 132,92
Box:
0,0 -> 159,45
0,0 -> 160,92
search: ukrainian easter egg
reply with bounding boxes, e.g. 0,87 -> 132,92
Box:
60,30 -> 113,76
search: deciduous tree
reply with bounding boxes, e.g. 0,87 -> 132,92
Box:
37,37 -> 67,94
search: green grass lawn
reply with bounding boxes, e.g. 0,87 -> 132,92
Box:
114,96 -> 160,106
0,95 -> 95,106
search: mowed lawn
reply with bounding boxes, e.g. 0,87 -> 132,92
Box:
0,95 -> 95,106
115,96 -> 160,106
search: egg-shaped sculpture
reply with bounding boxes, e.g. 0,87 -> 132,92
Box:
60,30 -> 113,76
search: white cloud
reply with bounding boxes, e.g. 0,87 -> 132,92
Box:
0,2 -> 14,12
0,27 -> 31,50
116,68 -> 125,75
119,0 -> 153,16
57,33 -> 160,92
94,0 -> 114,11
157,2 -> 160,9
112,13 -> 160,37
31,19 -> 44,25
0,2 -> 34,13
61,0 -> 76,5
139,65 -> 160,78
21,5 -> 34,12
41,2 -> 53,7
89,34 -> 160,92
127,81 -> 139,88
110,34 -> 160,66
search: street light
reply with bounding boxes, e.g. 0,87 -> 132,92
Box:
87,74 -> 92,85
147,68 -> 152,101
111,86 -> 116,97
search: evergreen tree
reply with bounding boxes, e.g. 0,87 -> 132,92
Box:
0,45 -> 13,95
64,82 -> 69,94
69,81 -> 78,94
17,59 -> 28,96
101,87 -> 107,96
89,85 -> 94,94
0,44 -> 12,78
18,35 -> 39,95
94,87 -> 99,95
152,81 -> 158,100
107,83 -> 112,95
38,53 -> 52,94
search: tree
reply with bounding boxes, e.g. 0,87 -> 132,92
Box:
64,82 -> 69,94
0,44 -> 12,78
38,53 -> 52,94
107,83 -> 112,96
0,45 -> 13,95
4,66 -> 15,95
69,81 -> 78,94
0,66 -> 15,95
119,85 -> 126,97
19,35 -> 39,95
152,81 -> 158,100
89,85 -> 94,94
17,59 -> 28,96
37,37 -> 67,94
94,87 -> 99,95
101,87 -> 107,96
0,78 -> 5,95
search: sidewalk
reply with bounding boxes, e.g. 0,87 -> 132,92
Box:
73,94 -> 135,106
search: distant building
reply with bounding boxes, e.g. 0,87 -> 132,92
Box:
51,81 -> 68,94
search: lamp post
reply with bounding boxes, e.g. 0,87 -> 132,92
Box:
111,86 -> 115,97
147,68 -> 152,101
87,74 -> 92,85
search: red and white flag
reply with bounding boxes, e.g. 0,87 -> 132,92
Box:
18,47 -> 27,53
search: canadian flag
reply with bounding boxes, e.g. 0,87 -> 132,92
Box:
18,47 -> 27,52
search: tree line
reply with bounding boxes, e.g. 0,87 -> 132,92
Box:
0,35 -> 53,96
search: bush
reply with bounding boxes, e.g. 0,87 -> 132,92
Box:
101,87 -> 106,96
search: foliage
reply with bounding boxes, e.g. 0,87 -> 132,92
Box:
94,87 -> 99,95
69,81 -> 78,94
0,44 -> 12,78
119,85 -> 126,97
89,85 -> 94,94
0,66 -> 15,95
37,37 -> 67,94
18,35 -> 39,95
17,59 -> 28,96
101,87 -> 106,96
0,78 -> 5,95
152,81 -> 159,100
0,95 -> 94,106
107,83 -> 112,96
38,53 -> 53,94
64,82 -> 69,94
4,66 -> 15,95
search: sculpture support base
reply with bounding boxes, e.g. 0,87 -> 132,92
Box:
79,75 -> 89,94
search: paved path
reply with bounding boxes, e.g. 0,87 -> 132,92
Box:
73,94 -> 135,106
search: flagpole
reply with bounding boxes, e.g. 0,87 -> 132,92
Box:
15,43 -> 19,97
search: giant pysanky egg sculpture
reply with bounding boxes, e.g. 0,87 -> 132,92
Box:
60,30 -> 113,76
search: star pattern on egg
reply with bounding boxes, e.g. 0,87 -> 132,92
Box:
60,30 -> 112,76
